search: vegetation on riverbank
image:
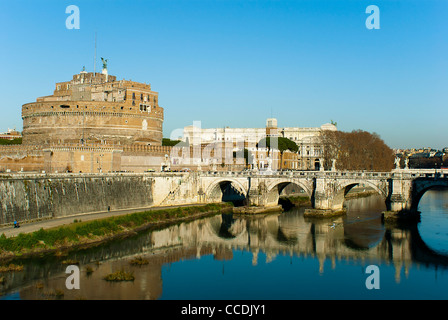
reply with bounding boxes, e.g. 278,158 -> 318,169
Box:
345,189 -> 378,199
103,269 -> 135,282
0,263 -> 23,272
0,203 -> 233,260
281,196 -> 311,205
129,256 -> 149,266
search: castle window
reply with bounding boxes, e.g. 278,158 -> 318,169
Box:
132,93 -> 135,100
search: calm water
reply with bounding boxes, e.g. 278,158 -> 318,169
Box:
1,189 -> 448,300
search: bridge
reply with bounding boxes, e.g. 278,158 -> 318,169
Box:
156,168 -> 448,217
0,168 -> 447,225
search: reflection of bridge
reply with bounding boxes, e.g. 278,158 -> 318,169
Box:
5,208 -> 448,299
145,211 -> 448,280
157,169 -> 448,216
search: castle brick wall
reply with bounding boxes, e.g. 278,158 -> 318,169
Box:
0,145 -> 45,172
22,100 -> 163,145
43,145 -> 122,173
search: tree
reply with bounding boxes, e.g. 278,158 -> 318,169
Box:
232,148 -> 253,166
257,137 -> 298,153
162,138 -> 182,146
0,138 -> 22,145
321,130 -> 394,171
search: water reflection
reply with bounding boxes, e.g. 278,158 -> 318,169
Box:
343,195 -> 386,250
1,191 -> 448,299
418,188 -> 448,255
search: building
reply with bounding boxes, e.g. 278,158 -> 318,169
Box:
0,66 -> 170,173
22,67 -> 164,146
0,129 -> 22,140
0,64 -> 336,173
180,118 -> 337,170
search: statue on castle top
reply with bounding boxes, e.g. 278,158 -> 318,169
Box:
101,57 -> 108,70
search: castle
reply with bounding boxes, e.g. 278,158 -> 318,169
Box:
0,66 -> 336,173
22,69 -> 163,146
0,67 -> 171,173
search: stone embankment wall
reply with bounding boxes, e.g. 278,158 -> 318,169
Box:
0,174 -> 154,225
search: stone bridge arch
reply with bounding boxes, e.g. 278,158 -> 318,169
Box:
204,178 -> 248,204
316,178 -> 389,211
410,178 -> 448,211
264,178 -> 314,207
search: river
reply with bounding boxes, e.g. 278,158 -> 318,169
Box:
1,189 -> 448,300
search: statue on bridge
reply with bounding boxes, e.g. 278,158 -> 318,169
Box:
267,156 -> 273,171
252,157 -> 258,172
331,159 -> 337,171
394,157 -> 401,170
404,158 -> 409,170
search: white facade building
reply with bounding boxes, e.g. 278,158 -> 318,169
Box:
181,119 -> 337,170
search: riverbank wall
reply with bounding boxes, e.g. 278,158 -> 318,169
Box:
0,174 -> 154,225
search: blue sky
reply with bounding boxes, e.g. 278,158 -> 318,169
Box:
0,0 -> 446,149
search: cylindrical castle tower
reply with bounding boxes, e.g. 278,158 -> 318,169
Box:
21,70 -> 164,146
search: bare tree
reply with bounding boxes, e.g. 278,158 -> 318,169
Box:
321,130 -> 394,171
